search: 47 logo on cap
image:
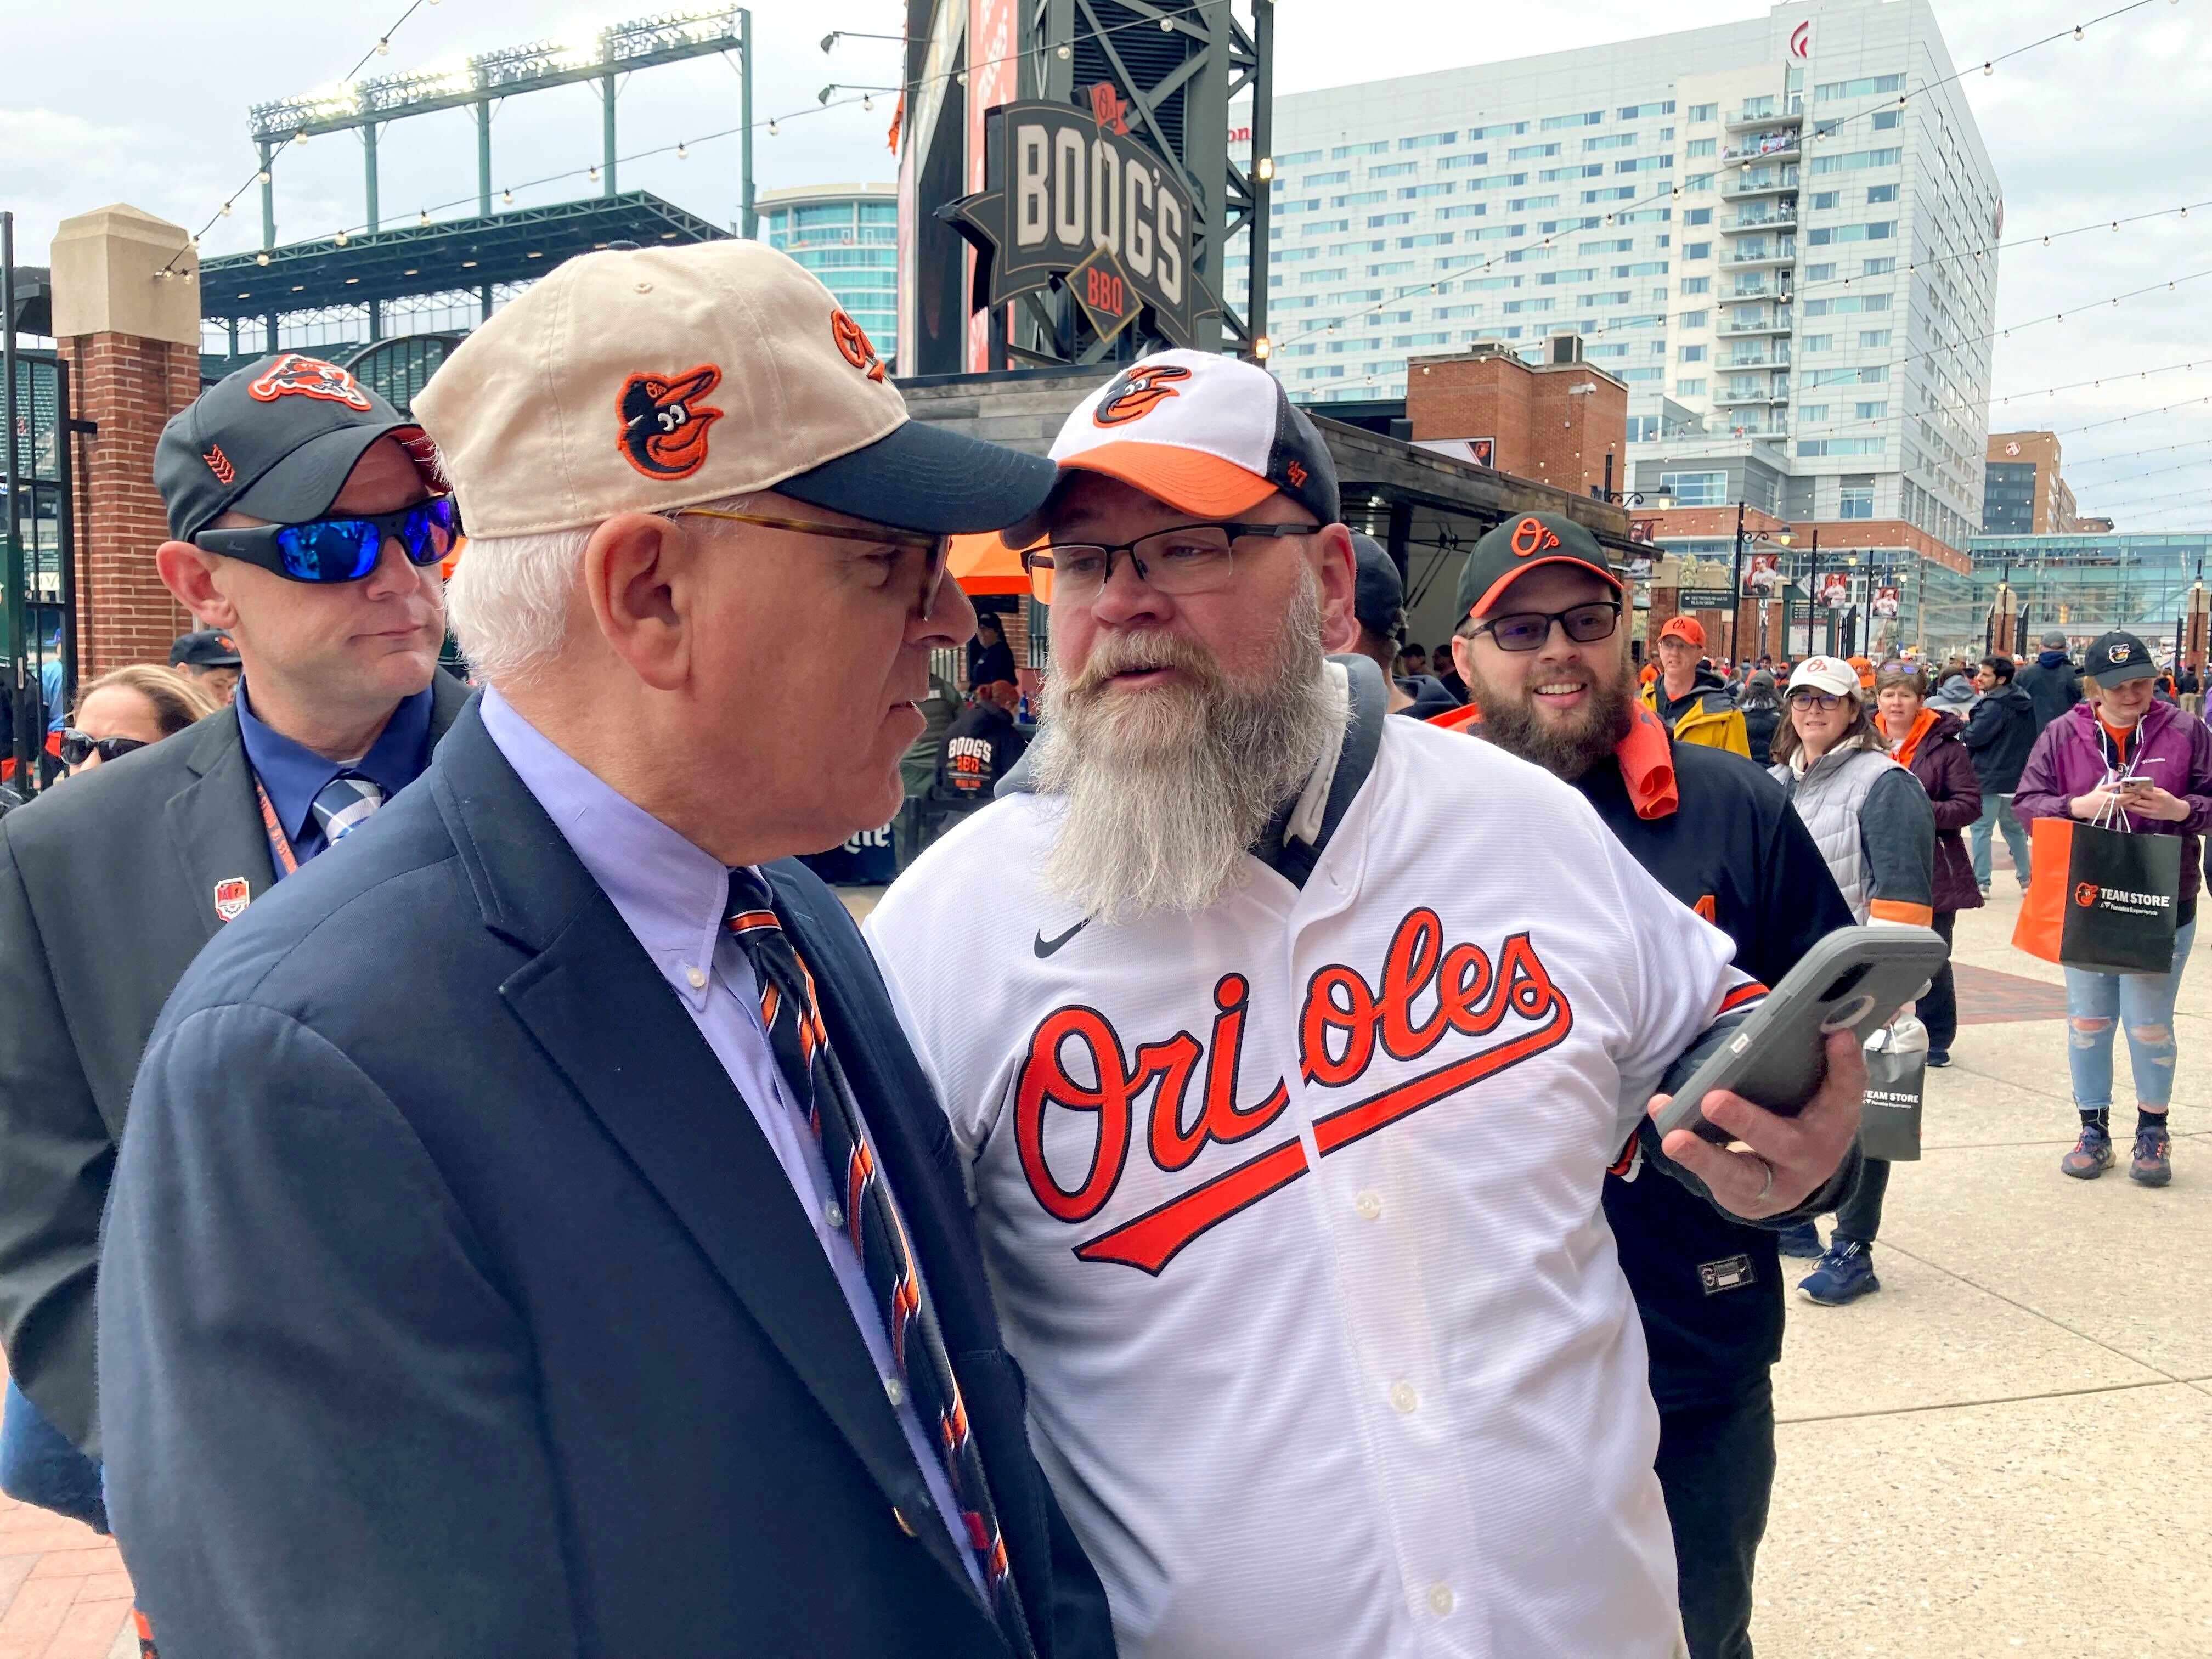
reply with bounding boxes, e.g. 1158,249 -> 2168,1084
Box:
618,364 -> 723,481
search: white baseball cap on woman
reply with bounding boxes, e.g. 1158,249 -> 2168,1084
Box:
1786,656 -> 1861,699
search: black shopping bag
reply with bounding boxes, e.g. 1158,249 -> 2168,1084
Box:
2061,822 -> 2182,976
1860,1026 -> 1925,1163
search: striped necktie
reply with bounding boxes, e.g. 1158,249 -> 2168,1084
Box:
309,772 -> 385,845
723,868 -> 1034,1657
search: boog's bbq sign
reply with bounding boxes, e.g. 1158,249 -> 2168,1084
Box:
939,86 -> 1212,349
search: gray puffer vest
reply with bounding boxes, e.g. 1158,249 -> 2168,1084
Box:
1771,735 -> 1896,923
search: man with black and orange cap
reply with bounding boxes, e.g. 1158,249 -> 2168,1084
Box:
0,351 -> 470,1545
866,358 -> 1865,1658
1434,512 -> 1856,1659
167,628 -> 242,706
1644,613 -> 1751,756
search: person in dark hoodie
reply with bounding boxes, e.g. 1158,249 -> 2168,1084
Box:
1961,654 -> 2036,894
2015,631 -> 2083,735
1345,533 -> 1460,718
1874,664 -> 1983,1066
1643,616 -> 1751,756
1737,669 -> 1784,764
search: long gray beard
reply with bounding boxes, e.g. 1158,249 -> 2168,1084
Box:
1029,567 -> 1340,927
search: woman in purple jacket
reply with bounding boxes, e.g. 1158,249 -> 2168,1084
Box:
2015,631 -> 2212,1187
1875,665 -> 1984,1065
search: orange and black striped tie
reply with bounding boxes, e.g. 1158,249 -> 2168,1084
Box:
723,869 -> 1033,1657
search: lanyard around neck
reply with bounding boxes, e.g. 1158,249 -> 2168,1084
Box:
253,772 -> 301,878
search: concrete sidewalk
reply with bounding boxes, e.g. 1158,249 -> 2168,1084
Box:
1753,889 -> 2212,1657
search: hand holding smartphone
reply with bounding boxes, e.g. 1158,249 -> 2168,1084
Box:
1651,925 -> 1950,1146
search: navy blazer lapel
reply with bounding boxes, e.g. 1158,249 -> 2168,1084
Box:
432,708 -> 983,1606
160,708 -> 279,935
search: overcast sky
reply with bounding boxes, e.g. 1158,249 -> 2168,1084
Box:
5,0 -> 2207,528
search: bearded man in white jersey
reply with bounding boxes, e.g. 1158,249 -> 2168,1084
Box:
864,349 -> 1864,1659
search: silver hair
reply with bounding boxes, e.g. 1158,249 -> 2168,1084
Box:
443,487 -> 755,689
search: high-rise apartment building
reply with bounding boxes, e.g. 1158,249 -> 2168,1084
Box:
1234,0 -> 1999,551
760,183 -> 899,360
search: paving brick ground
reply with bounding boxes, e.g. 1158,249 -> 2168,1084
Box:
0,1361 -> 132,1659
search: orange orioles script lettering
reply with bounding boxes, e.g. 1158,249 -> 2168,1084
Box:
1013,910 -> 1574,1275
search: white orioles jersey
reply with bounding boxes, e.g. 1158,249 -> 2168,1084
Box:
864,713 -> 1750,1659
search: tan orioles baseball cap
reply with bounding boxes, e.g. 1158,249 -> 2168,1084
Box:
413,240 -> 1057,537
1006,347 -> 1340,542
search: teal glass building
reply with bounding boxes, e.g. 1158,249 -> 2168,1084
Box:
760,183 -> 898,361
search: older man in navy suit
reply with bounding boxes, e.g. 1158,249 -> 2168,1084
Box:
99,242 -> 1116,1659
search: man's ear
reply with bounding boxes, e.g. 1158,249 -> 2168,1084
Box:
155,541 -> 240,630
1451,631 -> 1476,687
583,512 -> 697,692
1312,523 -> 1358,651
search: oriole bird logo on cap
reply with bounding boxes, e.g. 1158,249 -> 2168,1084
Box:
1093,363 -> 1192,427
247,353 -> 374,412
617,364 -> 724,481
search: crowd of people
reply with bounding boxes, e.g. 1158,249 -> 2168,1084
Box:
0,235 -> 2198,1659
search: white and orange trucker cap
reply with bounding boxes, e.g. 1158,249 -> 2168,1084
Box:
412,239 -> 1056,538
1016,348 -> 1341,538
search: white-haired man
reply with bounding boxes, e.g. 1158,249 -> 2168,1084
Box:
98,243 -> 1115,1659
864,350 -> 1864,1658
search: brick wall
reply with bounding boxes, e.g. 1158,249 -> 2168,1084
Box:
1406,352 -> 1627,500
65,333 -> 199,678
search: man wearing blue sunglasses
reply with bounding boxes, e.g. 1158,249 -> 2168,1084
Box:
0,353 -> 471,1530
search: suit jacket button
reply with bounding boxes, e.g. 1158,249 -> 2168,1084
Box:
892,1506 -> 918,1537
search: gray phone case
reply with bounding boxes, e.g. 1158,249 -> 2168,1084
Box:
1655,924 -> 1951,1146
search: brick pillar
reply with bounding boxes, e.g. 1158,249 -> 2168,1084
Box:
49,205 -> 202,679
1764,597 -> 1785,661
1644,556 -> 1681,657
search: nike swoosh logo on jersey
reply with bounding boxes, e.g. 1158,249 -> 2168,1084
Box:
1034,918 -> 1091,958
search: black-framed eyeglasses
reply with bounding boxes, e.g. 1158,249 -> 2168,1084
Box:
1020,521 -> 1321,606
59,730 -> 148,767
192,496 -> 461,584
1787,690 -> 1848,711
1469,601 -> 1621,653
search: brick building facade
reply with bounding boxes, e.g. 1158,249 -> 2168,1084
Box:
1403,348 -> 1629,502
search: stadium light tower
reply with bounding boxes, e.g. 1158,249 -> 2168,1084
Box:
247,7 -> 757,245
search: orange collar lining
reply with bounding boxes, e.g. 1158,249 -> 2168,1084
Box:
1427,699 -> 1678,819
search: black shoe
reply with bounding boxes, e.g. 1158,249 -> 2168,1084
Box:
1926,1049 -> 1950,1068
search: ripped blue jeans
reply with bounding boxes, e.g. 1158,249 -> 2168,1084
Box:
2064,919 -> 2196,1110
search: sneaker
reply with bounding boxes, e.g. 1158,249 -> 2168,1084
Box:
1798,1240 -> 1881,1305
1926,1049 -> 1951,1068
1978,882 -> 1992,896
1776,1220 -> 1824,1258
2061,1122 -> 2114,1180
2130,1122 -> 2173,1187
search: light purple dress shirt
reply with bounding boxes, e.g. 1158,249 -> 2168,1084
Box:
479,689 -> 984,1596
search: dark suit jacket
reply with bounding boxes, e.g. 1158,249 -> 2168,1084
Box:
0,673 -> 470,1452
98,700 -> 1115,1659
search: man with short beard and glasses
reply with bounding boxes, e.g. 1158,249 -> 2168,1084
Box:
1430,515 -> 1855,1659
864,351 -> 1864,1659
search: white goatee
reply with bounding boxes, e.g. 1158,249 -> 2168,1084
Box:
1029,566 -> 1341,927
